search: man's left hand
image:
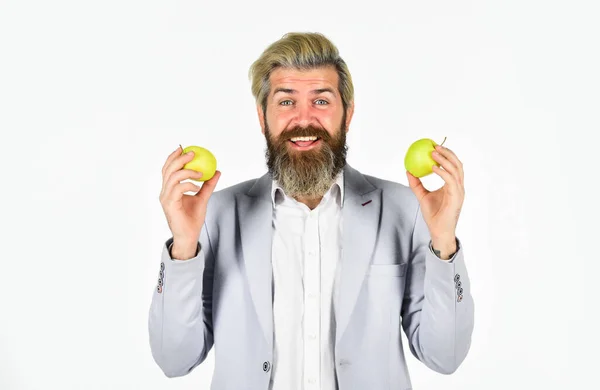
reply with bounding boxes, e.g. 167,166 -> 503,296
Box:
406,144 -> 465,249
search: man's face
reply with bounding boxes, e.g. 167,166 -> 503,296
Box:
258,66 -> 354,199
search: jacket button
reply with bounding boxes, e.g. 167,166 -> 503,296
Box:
454,274 -> 460,283
263,361 -> 271,372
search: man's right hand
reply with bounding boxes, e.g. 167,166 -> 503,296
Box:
159,145 -> 221,259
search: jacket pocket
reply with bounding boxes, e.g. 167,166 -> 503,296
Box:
367,263 -> 407,277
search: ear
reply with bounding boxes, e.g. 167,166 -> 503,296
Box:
344,101 -> 355,133
257,104 -> 266,135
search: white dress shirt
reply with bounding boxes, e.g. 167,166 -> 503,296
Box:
269,172 -> 344,390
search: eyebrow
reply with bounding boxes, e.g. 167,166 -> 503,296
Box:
273,87 -> 336,96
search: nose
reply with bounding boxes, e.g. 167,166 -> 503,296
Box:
291,101 -> 317,128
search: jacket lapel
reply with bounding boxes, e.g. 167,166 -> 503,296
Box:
234,165 -> 382,349
235,173 -> 274,348
336,164 -> 382,345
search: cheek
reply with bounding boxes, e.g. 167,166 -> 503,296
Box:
266,111 -> 290,134
313,107 -> 342,130
316,110 -> 335,123
318,113 -> 342,137
269,108 -> 292,123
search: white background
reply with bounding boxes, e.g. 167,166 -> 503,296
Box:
1,0 -> 599,389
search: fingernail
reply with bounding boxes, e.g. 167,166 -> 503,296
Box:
186,151 -> 194,156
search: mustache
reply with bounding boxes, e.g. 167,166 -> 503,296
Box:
277,125 -> 332,142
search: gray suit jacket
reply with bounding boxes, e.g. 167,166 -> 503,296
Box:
148,164 -> 474,390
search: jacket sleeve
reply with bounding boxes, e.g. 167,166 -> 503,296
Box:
400,205 -> 475,374
148,223 -> 215,377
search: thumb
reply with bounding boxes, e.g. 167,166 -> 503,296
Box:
406,170 -> 428,200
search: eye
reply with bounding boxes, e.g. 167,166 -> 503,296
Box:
279,100 -> 293,106
314,99 -> 328,105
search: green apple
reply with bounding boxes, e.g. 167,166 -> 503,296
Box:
181,145 -> 217,181
404,137 -> 447,178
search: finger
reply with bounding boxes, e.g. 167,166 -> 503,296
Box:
440,146 -> 464,181
431,165 -> 460,194
432,150 -> 460,184
163,151 -> 196,186
435,145 -> 464,185
195,170 -> 221,204
161,181 -> 202,206
172,181 -> 202,198
162,145 -> 184,177
162,169 -> 204,197
406,170 -> 429,201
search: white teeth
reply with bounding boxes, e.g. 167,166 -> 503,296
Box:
290,136 -> 318,142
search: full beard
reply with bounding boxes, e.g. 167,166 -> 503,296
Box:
264,116 -> 348,199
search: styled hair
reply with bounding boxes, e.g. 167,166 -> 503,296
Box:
248,32 -> 354,114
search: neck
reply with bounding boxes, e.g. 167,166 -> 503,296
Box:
294,196 -> 323,210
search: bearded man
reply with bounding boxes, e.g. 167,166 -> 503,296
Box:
150,32 -> 474,390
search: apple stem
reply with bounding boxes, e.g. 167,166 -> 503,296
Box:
440,136 -> 447,146
179,144 -> 183,154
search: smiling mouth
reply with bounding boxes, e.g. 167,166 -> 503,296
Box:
289,136 -> 320,147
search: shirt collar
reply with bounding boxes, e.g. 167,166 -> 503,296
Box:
271,170 -> 345,207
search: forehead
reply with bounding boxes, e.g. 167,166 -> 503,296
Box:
269,66 -> 339,92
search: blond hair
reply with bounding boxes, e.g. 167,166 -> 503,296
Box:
248,32 -> 354,114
